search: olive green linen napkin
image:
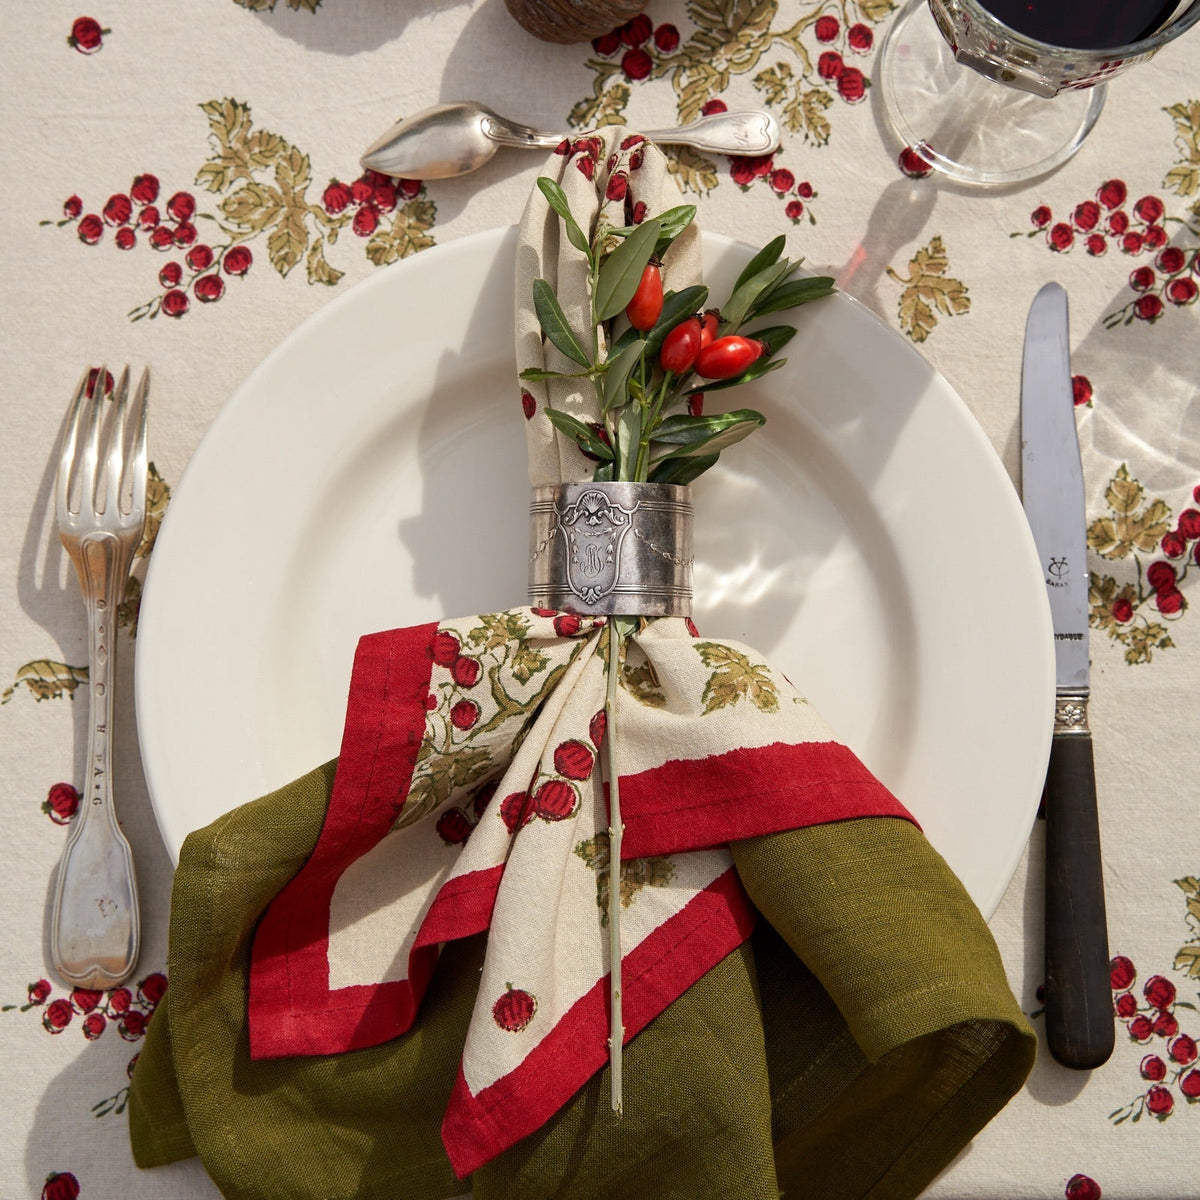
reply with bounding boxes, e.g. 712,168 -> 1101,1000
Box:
129,760 -> 1033,1200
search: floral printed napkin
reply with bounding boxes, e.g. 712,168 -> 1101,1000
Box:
127,130 -> 1036,1199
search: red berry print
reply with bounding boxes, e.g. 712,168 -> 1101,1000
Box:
43,998 -> 73,1031
28,979 -> 52,1006
1085,233 -> 1106,256
139,199 -> 161,225
71,987 -> 103,1013
149,225 -> 174,251
1146,561 -> 1176,591
1155,586 -> 1183,614
621,13 -> 652,45
138,972 -> 167,1006
1129,265 -> 1155,291
1129,1014 -> 1154,1041
323,180 -> 352,214
1072,200 -> 1100,230
837,67 -> 867,103
373,182 -> 397,213
69,16 -> 106,53
1146,1084 -> 1174,1117
353,206 -> 379,237
492,985 -> 537,1032
186,244 -> 214,272
436,807 -> 473,846
223,245 -> 253,276
172,221 -> 197,247
847,22 -> 874,51
532,779 -> 577,821
1167,277 -> 1198,305
77,214 -> 103,244
107,987 -> 132,1014
1181,1068 -> 1200,1098
1178,509 -> 1200,540
1115,991 -> 1138,1019
1122,231 -> 1144,254
159,262 -> 182,288
1153,1010 -> 1180,1038
195,274 -> 225,303
1134,294 -> 1164,322
103,193 -> 132,226
898,147 -> 933,178
1072,375 -> 1093,407
63,195 -> 83,220
701,98 -> 727,116
1065,1176 -> 1101,1200
451,655 -> 481,688
769,167 -> 795,194
44,781 -> 80,824
500,791 -> 531,833
817,50 -> 844,79
161,289 -> 189,317
815,14 -> 839,41
1097,179 -> 1126,209
120,1009 -> 148,1039
450,699 -> 480,730
554,613 -> 582,637
1140,1053 -> 1168,1080
115,227 -> 136,250
41,1173 -> 81,1200
1133,195 -> 1164,224
1108,210 -> 1130,234
521,390 -> 536,420
592,31 -> 621,55
1162,531 -> 1186,559
1031,205 -> 1052,228
131,173 -> 159,205
1048,223 -> 1074,252
553,739 -> 595,781
1111,597 -> 1133,623
589,709 -> 607,749
166,191 -> 196,223
654,23 -> 680,52
82,1011 -> 106,1040
621,48 -> 653,80
606,172 -> 628,201
430,631 -> 461,665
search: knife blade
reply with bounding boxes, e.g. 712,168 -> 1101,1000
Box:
1021,282 -> 1114,1070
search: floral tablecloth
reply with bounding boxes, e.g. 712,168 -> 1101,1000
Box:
1,3 -> 1197,1198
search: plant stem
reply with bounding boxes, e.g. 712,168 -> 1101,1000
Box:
604,619 -> 626,1115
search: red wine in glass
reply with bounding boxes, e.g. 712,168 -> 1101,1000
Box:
980,0 -> 1181,48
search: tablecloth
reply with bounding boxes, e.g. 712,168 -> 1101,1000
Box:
0,3 -> 1196,1198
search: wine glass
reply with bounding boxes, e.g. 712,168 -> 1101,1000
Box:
877,0 -> 1200,185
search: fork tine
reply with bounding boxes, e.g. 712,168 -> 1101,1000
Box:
103,366 -> 132,515
57,368 -> 92,523
80,363 -> 106,515
127,367 -> 150,521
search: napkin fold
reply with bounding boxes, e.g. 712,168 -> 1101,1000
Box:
128,127 -> 1035,1199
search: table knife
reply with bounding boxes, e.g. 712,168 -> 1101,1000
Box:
1021,282 -> 1115,1070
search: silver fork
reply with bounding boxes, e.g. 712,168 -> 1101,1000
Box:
50,365 -> 148,990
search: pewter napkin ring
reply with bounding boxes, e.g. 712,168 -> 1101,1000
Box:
529,482 -> 693,617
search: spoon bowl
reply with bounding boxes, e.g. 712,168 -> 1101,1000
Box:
361,101 -> 781,180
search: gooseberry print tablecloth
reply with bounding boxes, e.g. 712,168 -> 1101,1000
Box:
1,3 -> 1197,1198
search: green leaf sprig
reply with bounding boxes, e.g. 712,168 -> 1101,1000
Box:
522,177 -> 835,486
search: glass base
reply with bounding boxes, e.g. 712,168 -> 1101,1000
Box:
878,0 -> 1107,186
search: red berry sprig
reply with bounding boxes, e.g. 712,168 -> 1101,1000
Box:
589,13 -> 680,81
1014,179 -> 1198,324
1108,955 -> 1200,1124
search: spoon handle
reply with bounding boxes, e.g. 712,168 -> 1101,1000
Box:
644,110 -> 781,157
481,115 -> 563,151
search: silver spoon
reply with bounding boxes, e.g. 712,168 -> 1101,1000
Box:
360,101 -> 781,180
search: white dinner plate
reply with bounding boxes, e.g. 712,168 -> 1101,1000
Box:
136,226 -> 1053,916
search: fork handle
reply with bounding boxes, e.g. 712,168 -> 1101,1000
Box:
51,531 -> 141,990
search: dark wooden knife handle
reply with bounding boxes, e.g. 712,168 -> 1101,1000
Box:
1043,729 -> 1115,1070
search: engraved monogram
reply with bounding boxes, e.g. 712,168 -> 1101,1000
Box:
557,489 -> 637,605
